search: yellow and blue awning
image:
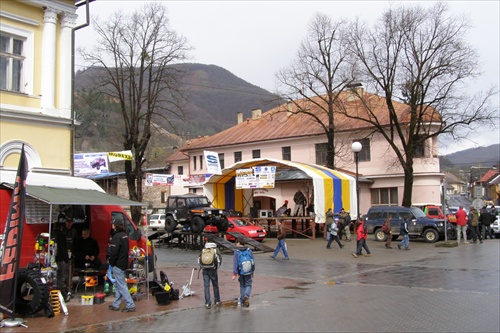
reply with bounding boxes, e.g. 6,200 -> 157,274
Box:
203,158 -> 356,223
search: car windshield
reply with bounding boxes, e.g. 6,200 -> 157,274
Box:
232,219 -> 247,227
187,197 -> 210,206
410,207 -> 427,218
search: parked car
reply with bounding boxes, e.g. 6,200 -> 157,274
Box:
205,217 -> 267,241
491,215 -> 500,239
149,214 -> 165,231
364,206 -> 447,243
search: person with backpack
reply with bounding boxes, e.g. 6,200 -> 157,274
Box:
232,238 -> 255,307
397,217 -> 410,250
198,242 -> 222,309
351,217 -> 372,258
270,220 -> 289,260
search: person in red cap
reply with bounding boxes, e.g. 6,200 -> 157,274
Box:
275,200 -> 290,217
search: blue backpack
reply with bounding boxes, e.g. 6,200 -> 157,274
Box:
237,248 -> 254,275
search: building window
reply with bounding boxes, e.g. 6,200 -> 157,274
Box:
234,151 -> 242,163
199,155 -> 203,170
370,187 -> 398,205
315,143 -> 328,165
177,166 -> 183,175
414,135 -> 425,158
0,33 -> 25,92
252,149 -> 260,159
161,191 -> 167,203
219,153 -> 225,169
282,146 -> 291,161
353,138 -> 371,162
193,156 -> 197,170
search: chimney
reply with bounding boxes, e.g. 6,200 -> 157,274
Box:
237,112 -> 243,124
346,83 -> 364,101
251,108 -> 262,120
286,102 -> 292,117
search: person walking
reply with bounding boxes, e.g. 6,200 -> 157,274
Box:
382,215 -> 392,249
270,220 -> 289,260
108,219 -> 136,312
198,242 -> 222,309
468,207 -> 483,244
232,238 -> 255,307
326,218 -> 344,249
479,206 -> 493,239
352,217 -> 371,258
397,217 -> 410,250
455,206 -> 468,244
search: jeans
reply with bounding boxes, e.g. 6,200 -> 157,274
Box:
202,268 -> 220,305
272,239 -> 289,259
482,224 -> 492,239
238,274 -> 252,303
327,234 -> 342,248
456,225 -> 468,242
111,266 -> 135,310
470,225 -> 482,242
399,234 -> 409,249
355,238 -> 371,255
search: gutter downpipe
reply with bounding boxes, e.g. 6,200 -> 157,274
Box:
70,0 -> 95,175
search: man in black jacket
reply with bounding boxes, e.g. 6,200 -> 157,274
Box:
108,219 -> 135,312
74,228 -> 104,270
479,206 -> 493,239
53,222 -> 71,302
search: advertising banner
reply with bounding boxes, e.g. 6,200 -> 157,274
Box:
204,151 -> 222,175
235,166 -> 276,189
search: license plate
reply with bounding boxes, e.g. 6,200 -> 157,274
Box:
258,234 -> 265,237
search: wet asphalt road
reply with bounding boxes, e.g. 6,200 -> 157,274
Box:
67,237 -> 500,333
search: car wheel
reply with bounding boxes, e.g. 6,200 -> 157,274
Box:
423,229 -> 439,243
152,227 -> 157,231
165,216 -> 177,233
191,216 -> 205,233
374,229 -> 386,242
447,228 -> 457,240
217,219 -> 229,232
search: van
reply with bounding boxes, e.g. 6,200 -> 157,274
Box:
0,170 -> 155,315
149,214 -> 165,231
364,205 -> 447,243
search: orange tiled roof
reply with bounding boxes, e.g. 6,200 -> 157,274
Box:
165,149 -> 188,163
181,90 -> 440,151
480,169 -> 499,183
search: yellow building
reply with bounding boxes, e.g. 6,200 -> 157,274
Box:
0,0 -> 79,174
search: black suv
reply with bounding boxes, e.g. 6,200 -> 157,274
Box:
364,206 -> 447,243
164,194 -> 229,233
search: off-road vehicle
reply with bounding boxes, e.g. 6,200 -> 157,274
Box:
364,205 -> 448,243
164,194 -> 229,233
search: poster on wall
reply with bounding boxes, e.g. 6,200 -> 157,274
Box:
236,166 -> 276,189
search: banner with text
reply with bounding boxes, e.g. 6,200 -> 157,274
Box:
235,166 -> 276,189
204,151 -> 222,175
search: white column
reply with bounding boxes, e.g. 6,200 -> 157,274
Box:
40,7 -> 59,114
59,12 -> 77,119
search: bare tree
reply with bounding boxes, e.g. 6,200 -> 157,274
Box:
79,3 -> 191,222
275,14 -> 355,169
345,2 -> 498,207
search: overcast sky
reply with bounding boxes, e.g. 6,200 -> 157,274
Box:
74,1 -> 500,155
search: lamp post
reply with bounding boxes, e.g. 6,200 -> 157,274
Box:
351,141 -> 362,219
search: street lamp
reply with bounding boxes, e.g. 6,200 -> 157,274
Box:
351,141 -> 362,219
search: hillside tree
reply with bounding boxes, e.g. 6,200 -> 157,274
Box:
344,3 -> 498,207
79,3 -> 191,222
275,14 -> 356,169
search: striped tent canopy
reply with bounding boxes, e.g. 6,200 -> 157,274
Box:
203,158 -> 356,223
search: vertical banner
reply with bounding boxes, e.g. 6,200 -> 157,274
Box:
204,151 -> 222,175
0,145 -> 28,317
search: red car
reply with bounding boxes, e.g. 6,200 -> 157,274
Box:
205,217 -> 267,241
